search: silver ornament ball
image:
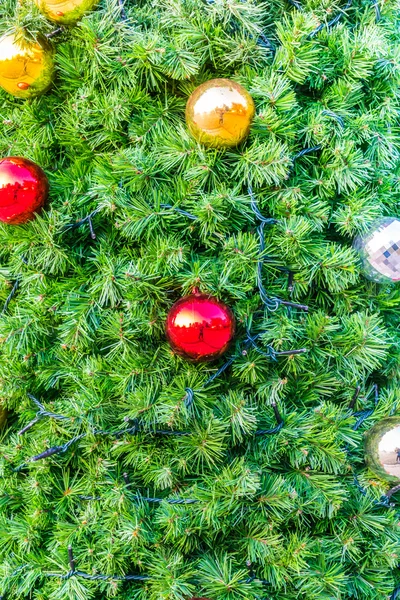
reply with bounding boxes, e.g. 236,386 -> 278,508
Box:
354,217 -> 400,283
365,417 -> 400,485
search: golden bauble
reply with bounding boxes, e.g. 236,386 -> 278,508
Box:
185,78 -> 255,148
364,416 -> 400,485
34,0 -> 99,25
0,33 -> 54,99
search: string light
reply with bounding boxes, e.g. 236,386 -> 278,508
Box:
62,208 -> 101,239
248,185 -> 309,312
1,278 -> 19,315
3,546 -> 270,592
352,383 -> 379,431
309,0 -> 353,37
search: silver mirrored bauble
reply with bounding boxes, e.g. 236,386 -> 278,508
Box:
364,417 -> 400,484
354,217 -> 400,283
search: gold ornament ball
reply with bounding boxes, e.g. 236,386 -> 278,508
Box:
33,0 -> 99,25
0,33 -> 54,99
185,78 -> 255,148
364,416 -> 400,485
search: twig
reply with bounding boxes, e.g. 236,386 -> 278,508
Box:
348,385 -> 361,410
45,27 -> 63,39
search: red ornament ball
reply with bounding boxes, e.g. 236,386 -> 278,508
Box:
166,290 -> 235,362
0,156 -> 49,224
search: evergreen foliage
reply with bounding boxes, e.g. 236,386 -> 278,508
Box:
0,0 -> 400,598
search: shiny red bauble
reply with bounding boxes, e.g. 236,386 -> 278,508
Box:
0,156 -> 49,224
166,290 -> 235,362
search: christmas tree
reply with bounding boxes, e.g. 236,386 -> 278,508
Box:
0,0 -> 400,598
